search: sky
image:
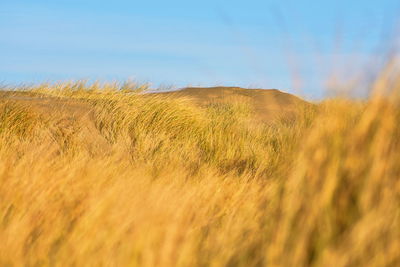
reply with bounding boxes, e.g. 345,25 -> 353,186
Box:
1,0 -> 399,98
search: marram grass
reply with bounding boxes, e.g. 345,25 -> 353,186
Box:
0,80 -> 399,266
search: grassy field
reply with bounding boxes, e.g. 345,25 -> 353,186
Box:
0,77 -> 399,266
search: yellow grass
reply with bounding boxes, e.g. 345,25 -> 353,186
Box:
0,75 -> 399,266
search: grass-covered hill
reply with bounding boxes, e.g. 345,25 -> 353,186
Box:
0,82 -> 398,266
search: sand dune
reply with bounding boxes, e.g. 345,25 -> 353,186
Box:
0,86 -> 309,122
159,87 -> 310,121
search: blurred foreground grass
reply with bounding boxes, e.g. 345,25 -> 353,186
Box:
0,75 -> 399,266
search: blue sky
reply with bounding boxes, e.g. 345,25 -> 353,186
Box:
1,0 -> 399,97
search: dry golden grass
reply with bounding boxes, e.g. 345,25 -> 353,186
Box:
0,77 -> 399,266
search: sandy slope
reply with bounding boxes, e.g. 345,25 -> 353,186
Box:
159,87 -> 309,121
0,87 -> 309,122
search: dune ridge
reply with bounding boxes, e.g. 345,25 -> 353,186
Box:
0,86 -> 310,123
